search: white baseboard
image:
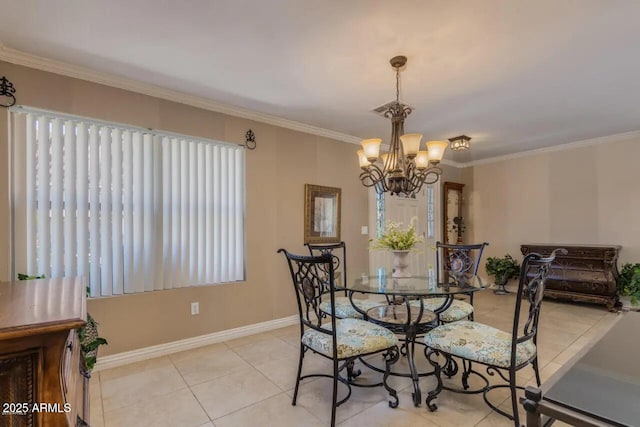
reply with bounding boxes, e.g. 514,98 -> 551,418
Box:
93,314 -> 299,372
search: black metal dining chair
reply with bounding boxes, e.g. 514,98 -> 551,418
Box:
411,242 -> 488,323
423,248 -> 567,427
278,249 -> 400,426
306,242 -> 381,319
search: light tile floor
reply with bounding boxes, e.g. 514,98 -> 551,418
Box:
90,290 -> 619,427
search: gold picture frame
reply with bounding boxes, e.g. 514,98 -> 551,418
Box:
304,184 -> 341,244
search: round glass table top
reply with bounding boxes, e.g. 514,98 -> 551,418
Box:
346,272 -> 487,297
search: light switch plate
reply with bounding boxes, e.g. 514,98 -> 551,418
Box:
361,226 -> 368,235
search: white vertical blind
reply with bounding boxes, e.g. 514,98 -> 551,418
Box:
11,109 -> 246,297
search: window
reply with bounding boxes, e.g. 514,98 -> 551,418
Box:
375,190 -> 385,238
426,185 -> 435,238
10,108 -> 245,297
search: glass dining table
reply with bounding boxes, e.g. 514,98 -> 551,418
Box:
344,271 -> 488,406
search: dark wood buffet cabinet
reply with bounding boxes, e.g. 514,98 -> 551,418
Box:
0,277 -> 88,427
520,244 -> 621,311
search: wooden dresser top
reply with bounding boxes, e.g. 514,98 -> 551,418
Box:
0,277 -> 86,340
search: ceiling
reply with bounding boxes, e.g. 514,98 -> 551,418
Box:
1,0 -> 640,162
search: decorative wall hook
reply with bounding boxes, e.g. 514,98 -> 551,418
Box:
244,129 -> 256,150
0,76 -> 16,107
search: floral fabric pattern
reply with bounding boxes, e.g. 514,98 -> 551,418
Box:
423,321 -> 537,368
302,318 -> 398,359
319,296 -> 382,319
410,298 -> 474,322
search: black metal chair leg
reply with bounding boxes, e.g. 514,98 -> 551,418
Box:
292,346 -> 305,405
331,358 -> 339,427
383,347 -> 400,408
425,348 -> 443,411
462,359 -> 472,390
509,368 -> 520,427
532,357 -> 541,387
346,358 -> 362,381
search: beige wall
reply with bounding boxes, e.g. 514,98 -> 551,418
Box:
7,59 -> 634,356
465,135 -> 640,265
0,61 -> 371,355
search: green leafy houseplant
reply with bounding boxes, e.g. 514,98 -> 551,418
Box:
617,263 -> 640,306
485,254 -> 521,285
80,286 -> 108,371
369,217 -> 424,251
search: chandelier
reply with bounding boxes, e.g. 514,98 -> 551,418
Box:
357,56 -> 447,197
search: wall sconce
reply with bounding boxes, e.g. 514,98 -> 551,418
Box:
1,76 -> 17,107
244,129 -> 256,150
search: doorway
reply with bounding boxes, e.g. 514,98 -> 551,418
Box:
368,184 -> 442,276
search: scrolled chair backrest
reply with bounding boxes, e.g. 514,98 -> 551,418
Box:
278,248 -> 337,336
435,242 -> 489,284
305,241 -> 346,289
511,248 -> 568,364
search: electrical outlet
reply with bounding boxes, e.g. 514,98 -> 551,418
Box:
190,302 -> 199,315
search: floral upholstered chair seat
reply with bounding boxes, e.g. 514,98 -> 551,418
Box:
423,320 -> 536,368
302,318 -> 398,359
319,297 -> 382,319
409,298 -> 474,323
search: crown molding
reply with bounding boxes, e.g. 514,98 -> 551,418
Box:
459,130 -> 640,168
440,158 -> 464,168
0,44 -> 468,168
6,44 -> 630,170
0,43 -> 362,145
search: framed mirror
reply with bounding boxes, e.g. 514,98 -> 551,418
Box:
443,182 -> 465,244
304,184 -> 341,244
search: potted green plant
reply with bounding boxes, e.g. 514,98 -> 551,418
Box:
617,263 -> 640,308
79,287 -> 108,372
485,254 -> 521,295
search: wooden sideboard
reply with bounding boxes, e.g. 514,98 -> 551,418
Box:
0,277 -> 87,426
520,244 -> 621,311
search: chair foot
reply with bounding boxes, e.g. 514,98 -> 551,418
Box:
383,347 -> 400,409
425,348 -> 443,412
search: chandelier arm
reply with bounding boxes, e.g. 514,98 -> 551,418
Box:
404,162 -> 424,195
421,166 -> 444,185
359,164 -> 389,190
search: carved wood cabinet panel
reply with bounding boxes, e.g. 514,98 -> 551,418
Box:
520,244 -> 621,311
0,277 -> 87,426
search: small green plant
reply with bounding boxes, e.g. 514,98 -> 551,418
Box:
617,263 -> 640,306
485,254 -> 520,285
369,217 -> 424,251
17,273 -> 45,280
80,286 -> 108,371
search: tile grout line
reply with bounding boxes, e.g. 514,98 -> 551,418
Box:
168,350 -> 216,425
